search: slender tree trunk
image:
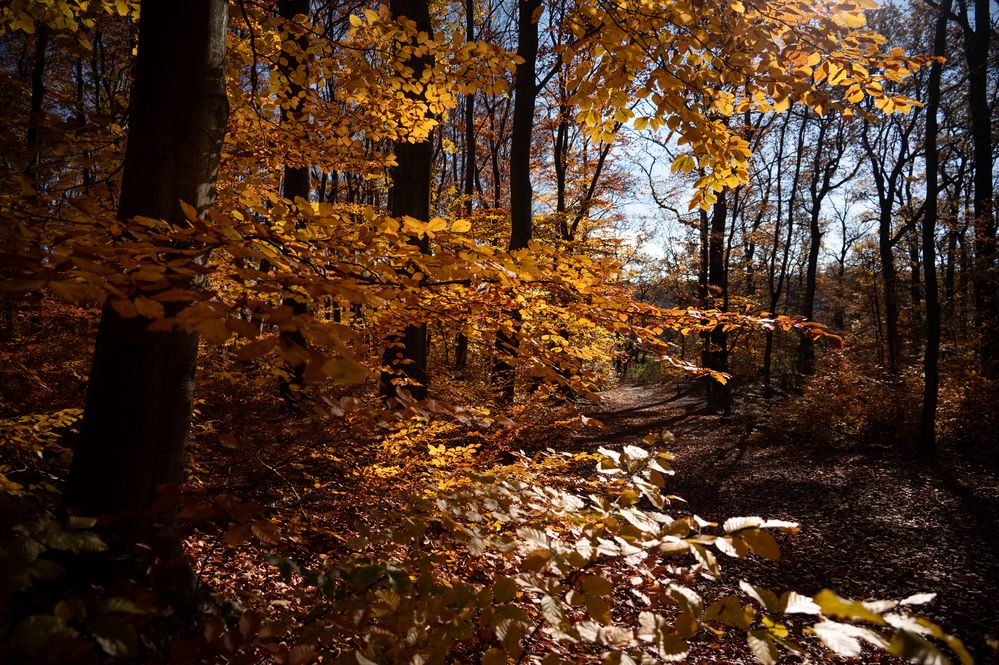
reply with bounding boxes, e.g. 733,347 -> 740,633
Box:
703,193 -> 730,414
762,113 -> 790,393
380,0 -> 435,402
964,0 -> 997,376
3,27 -> 48,338
919,0 -> 949,453
554,108 -> 569,236
26,26 -> 48,193
871,267 -> 886,367
945,227 -> 957,314
879,207 -> 901,373
277,0 -> 311,405
508,0 -> 539,248
798,197 -> 822,374
764,113 -> 804,389
455,0 -> 475,374
493,0 -> 540,401
909,229 -> 923,332
698,208 -> 709,303
64,0 -> 229,520
75,57 -> 93,191
799,116 -> 824,374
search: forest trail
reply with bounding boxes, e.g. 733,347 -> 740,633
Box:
571,382 -> 999,661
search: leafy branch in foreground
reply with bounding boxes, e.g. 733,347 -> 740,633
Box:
259,435 -> 970,665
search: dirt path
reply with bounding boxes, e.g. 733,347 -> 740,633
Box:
573,382 -> 999,662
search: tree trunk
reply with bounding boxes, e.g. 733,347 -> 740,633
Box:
919,0 -> 949,453
879,207 -> 901,373
764,113 -> 803,390
64,0 -> 229,519
909,228 -> 923,332
799,113 -> 824,375
963,0 -> 997,376
762,113 -> 790,393
277,0 -> 311,405
26,26 -> 48,194
508,0 -> 539,253
379,0 -> 435,402
703,193 -> 730,414
799,195 -> 822,374
455,0 -> 475,375
493,0 -> 540,401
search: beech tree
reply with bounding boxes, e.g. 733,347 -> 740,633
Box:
379,0 -> 436,402
63,0 -> 229,520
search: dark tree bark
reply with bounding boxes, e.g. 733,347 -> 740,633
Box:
919,0 -> 950,453
703,192 -> 730,414
26,26 -> 48,193
64,0 -> 229,518
908,228 -> 923,329
799,114 -> 827,374
943,177 -> 967,326
277,0 -> 311,405
508,0 -> 540,252
455,0 -> 475,375
379,0 -> 435,402
493,0 -> 540,400
279,1 -> 310,203
957,0 -> 997,375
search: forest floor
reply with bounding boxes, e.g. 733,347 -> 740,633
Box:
4,310 -> 998,662
568,382 -> 999,663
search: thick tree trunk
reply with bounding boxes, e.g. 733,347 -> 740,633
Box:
919,0 -> 949,453
380,0 -> 435,402
493,0 -> 540,401
64,0 -> 229,518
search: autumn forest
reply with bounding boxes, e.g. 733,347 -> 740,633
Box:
0,0 -> 997,662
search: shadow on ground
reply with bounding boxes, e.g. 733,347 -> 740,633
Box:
567,382 -> 999,662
